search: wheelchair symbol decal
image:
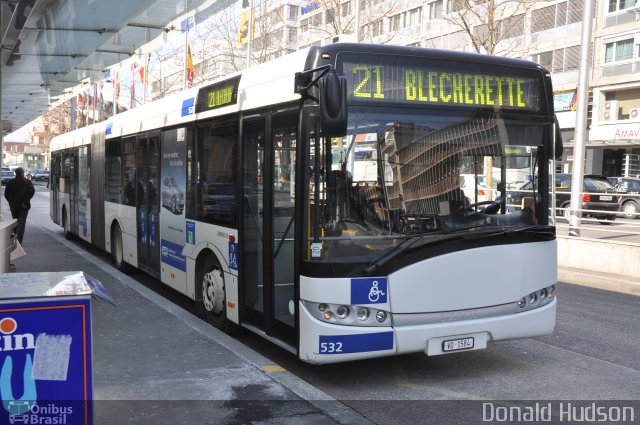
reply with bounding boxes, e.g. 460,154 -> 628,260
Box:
351,277 -> 387,305
368,281 -> 385,303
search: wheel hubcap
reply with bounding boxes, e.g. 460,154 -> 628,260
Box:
623,203 -> 637,217
202,268 -> 224,314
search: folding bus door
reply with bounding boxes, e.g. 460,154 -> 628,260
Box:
241,110 -> 297,347
136,134 -> 161,277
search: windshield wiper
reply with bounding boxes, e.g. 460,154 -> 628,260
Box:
363,234 -> 424,274
363,232 -> 470,274
461,225 -> 553,241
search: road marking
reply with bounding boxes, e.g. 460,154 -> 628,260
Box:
261,365 -> 286,373
392,359 -> 493,401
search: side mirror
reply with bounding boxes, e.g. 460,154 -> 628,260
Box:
318,70 -> 347,137
554,115 -> 563,160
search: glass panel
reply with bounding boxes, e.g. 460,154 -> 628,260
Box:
195,117 -> 237,225
243,119 -> 265,313
615,39 -> 634,61
605,43 -> 614,62
304,107 -> 548,264
272,114 -> 297,328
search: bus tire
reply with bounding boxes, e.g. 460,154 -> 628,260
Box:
62,207 -> 75,240
199,254 -> 239,334
111,223 -> 134,273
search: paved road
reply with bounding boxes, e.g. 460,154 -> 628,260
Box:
23,183 -> 640,424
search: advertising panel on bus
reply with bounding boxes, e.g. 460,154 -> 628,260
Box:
160,128 -> 188,292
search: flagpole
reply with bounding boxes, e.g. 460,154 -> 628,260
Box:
184,30 -> 188,90
246,0 -> 253,69
143,53 -> 149,105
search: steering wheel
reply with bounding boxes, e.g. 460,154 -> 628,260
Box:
461,200 -> 502,215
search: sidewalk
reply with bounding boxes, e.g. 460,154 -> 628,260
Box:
6,200 -> 371,425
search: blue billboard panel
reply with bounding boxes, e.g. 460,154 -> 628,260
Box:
0,298 -> 93,425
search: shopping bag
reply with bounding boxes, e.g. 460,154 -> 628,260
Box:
11,240 -> 26,260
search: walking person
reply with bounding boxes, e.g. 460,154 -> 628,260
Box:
4,167 -> 35,244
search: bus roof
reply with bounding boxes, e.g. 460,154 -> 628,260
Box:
51,43 -> 550,151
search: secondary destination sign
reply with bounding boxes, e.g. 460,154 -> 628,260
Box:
195,76 -> 241,113
341,60 -> 542,112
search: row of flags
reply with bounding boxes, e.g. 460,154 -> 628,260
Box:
105,4 -> 251,107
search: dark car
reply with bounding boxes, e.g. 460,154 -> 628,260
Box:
555,174 -> 619,223
607,177 -> 640,219
507,174 -> 619,224
1,170 -> 14,185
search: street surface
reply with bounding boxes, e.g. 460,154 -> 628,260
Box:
20,183 -> 640,424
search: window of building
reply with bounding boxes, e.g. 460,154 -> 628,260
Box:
605,38 -> 635,62
288,28 -> 297,44
532,5 -> 556,32
326,8 -> 335,25
532,51 -> 553,69
301,17 -> 309,32
501,15 -> 524,39
341,1 -> 351,17
366,19 -> 383,37
408,7 -> 422,26
532,45 -> 583,72
389,13 -> 402,31
608,0 -> 637,13
311,12 -> 322,27
288,4 -> 298,20
428,0 -> 444,19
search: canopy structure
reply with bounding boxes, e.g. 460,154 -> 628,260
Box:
1,0 -> 227,135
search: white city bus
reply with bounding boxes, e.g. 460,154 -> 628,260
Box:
50,43 -> 560,364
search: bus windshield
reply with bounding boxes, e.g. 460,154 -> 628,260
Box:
305,107 -> 550,262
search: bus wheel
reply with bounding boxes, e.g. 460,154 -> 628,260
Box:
111,223 -> 134,273
62,208 -> 74,240
199,255 -> 239,334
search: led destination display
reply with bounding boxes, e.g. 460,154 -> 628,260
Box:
342,60 -> 542,112
196,76 -> 241,113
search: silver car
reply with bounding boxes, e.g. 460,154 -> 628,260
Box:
161,176 -> 184,215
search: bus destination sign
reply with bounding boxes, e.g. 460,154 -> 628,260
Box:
341,60 -> 542,112
196,76 -> 241,113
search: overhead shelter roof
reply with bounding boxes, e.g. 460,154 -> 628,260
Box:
1,0 -> 230,135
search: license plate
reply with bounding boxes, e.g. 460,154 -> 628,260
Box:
600,195 -> 613,201
442,337 -> 474,352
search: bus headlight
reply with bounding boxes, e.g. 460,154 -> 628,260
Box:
356,307 -> 369,321
517,284 -> 556,312
336,305 -> 350,319
303,301 -> 391,327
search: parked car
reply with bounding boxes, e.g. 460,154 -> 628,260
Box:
1,169 -> 14,185
203,182 -> 234,221
507,174 -> 619,223
555,174 -> 619,223
607,176 -> 640,219
26,169 -> 49,182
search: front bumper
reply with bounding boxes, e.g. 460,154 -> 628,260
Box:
298,299 -> 556,364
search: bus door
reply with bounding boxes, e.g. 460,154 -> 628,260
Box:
64,150 -> 78,233
136,133 -> 161,277
241,110 -> 298,346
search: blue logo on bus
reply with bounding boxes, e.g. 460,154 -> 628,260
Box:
181,98 -> 195,116
351,277 -> 387,304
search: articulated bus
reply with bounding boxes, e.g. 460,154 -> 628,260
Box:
50,43 -> 561,364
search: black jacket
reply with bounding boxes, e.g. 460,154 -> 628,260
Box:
4,175 -> 35,213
